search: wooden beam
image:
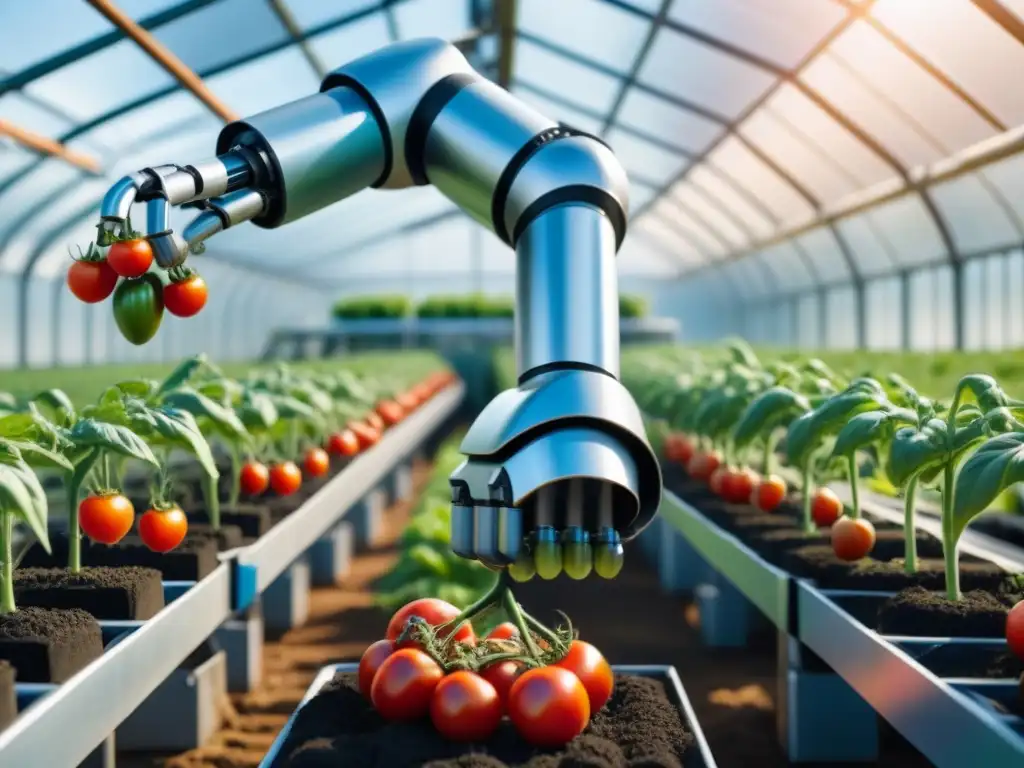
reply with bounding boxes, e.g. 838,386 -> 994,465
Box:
0,119 -> 102,173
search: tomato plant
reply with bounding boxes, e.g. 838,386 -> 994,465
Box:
553,640 -> 613,713
239,461 -> 269,496
387,597 -> 475,648
430,671 -> 503,742
303,447 -> 330,478
508,666 -> 591,747
113,273 -> 164,345
67,245 -> 118,304
269,461 -> 302,496
79,493 -> 134,545
138,506 -> 188,553
370,648 -> 444,721
358,639 -> 394,698
163,267 -> 208,318
107,238 -> 153,278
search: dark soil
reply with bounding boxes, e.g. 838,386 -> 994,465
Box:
188,505 -> 273,539
186,524 -> 244,552
0,659 -> 15,731
0,606 -> 103,683
876,587 -> 1019,637
275,672 -> 693,768
14,566 -> 165,620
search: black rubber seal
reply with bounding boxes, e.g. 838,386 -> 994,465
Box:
557,121 -> 613,152
320,76 -> 393,188
405,73 -> 478,186
518,361 -> 617,386
512,184 -> 627,249
182,165 -> 205,196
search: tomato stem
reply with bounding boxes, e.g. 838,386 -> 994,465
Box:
942,386 -> 964,601
500,588 -> 542,662
0,511 -> 15,614
66,449 -> 100,574
800,461 -> 815,535
520,609 -> 568,655
228,448 -> 242,509
847,455 -> 860,521
904,475 -> 919,574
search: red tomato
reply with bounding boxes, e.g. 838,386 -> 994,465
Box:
376,400 -> 404,428
349,421 -> 381,451
507,666 -> 590,747
1006,601 -> 1024,661
303,447 -> 330,478
754,475 -> 787,513
138,506 -> 188,553
663,434 -> 682,462
239,461 -> 269,496
107,239 -> 153,278
78,493 -> 134,545
364,412 -> 386,433
358,639 -> 394,698
553,640 -> 614,713
269,461 -> 302,496
709,466 -> 730,497
726,468 -> 759,504
831,517 -> 876,562
326,430 -> 360,457
395,392 -> 419,412
386,598 -> 475,649
67,259 -> 118,303
480,660 -> 524,707
812,488 -> 843,527
687,451 -> 721,482
677,436 -> 695,466
371,648 -> 443,721
486,622 -> 520,641
430,671 -> 503,742
163,275 -> 208,318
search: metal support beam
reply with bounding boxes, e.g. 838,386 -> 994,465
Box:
900,269 -> 912,351
0,120 -> 101,173
267,0 -> 328,79
84,0 -> 238,122
495,0 -> 517,88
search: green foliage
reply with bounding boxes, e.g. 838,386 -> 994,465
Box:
332,295 -> 412,320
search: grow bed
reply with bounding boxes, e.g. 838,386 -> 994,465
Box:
261,663 -> 717,768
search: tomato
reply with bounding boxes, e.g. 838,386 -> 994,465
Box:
831,517 -> 876,562
163,274 -> 208,318
326,430 -> 360,457
1006,601 -> 1024,661
239,461 -> 269,496
395,392 -> 419,412
663,434 -> 682,462
811,487 -> 844,527
107,238 -> 153,278
349,421 -> 381,450
112,274 -> 164,345
365,412 -> 385,433
79,493 -> 134,545
376,400 -> 404,427
677,436 -> 695,466
67,259 -> 118,304
754,475 -> 787,513
486,622 -> 520,641
726,468 -> 759,504
507,666 -> 590,747
386,598 -> 475,649
269,461 -> 302,496
480,660 -> 524,706
138,506 -> 188,553
553,640 -> 614,713
303,447 -> 330,478
430,670 -> 503,742
708,466 -> 730,497
687,451 -> 721,482
358,639 -> 394,698
370,648 -> 443,721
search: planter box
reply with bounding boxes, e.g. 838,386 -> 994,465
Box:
260,662 -> 718,768
309,521 -> 354,586
263,556 -> 311,637
215,602 -> 264,693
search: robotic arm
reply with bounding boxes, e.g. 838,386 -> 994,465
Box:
97,38 -> 662,580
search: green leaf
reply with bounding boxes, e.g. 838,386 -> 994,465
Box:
832,411 -> 898,459
725,338 -> 760,368
115,379 -> 158,399
812,389 -> 888,434
0,459 -> 49,553
145,407 -> 218,480
268,393 -> 319,421
196,378 -> 243,401
785,410 -> 819,467
32,389 -> 75,421
732,387 -> 810,450
156,355 -> 209,395
68,418 -> 159,467
0,393 -> 17,411
956,374 -> 1008,413
8,441 -> 74,472
0,413 -> 37,438
237,392 -> 278,431
159,388 -> 249,441
953,432 -> 1024,541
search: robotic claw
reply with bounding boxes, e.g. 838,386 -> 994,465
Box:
95,38 -> 662,579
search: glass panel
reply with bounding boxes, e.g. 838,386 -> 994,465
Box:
865,276 -> 901,350
519,0 -> 650,72
1007,250 -> 1024,348
0,93 -> 76,141
605,128 -> 687,186
908,267 -> 933,350
686,166 -> 775,238
705,136 -> 816,225
866,194 -> 947,266
513,38 -> 622,113
823,285 -> 856,348
977,153 -> 1024,225
829,21 -> 995,155
930,174 -> 1020,253
668,0 -> 844,69
633,217 -> 706,268
651,198 -> 727,258
758,242 -> 816,289
962,258 -> 983,349
0,1 -> 110,73
154,0 -> 289,74
309,11 -> 392,69
984,254 -> 1004,350
26,41 -> 174,123
835,214 -> 897,277
617,239 -> 680,276
629,181 -> 657,211
9,180 -> 107,275
0,145 -> 37,187
0,162 -> 82,244
669,183 -> 751,248
795,226 -> 851,283
66,90 -> 211,149
616,88 -> 721,153
287,0 -> 379,30
205,48 -> 321,117
796,293 -> 820,348
639,26 -> 776,118
394,0 -> 472,42
872,0 -> 1024,126
511,85 -> 603,134
34,214 -> 102,279
732,256 -> 772,297
739,108 -> 861,203
762,83 -> 895,187
932,263 -> 955,350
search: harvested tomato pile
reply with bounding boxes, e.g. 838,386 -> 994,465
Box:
359,575 -> 613,747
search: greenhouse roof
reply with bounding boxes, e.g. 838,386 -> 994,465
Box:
3,0 -> 1024,292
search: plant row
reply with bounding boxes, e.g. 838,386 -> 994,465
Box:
332,294 -> 649,320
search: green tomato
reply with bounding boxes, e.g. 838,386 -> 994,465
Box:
533,538 -> 563,580
113,273 -> 164,345
562,541 -> 593,580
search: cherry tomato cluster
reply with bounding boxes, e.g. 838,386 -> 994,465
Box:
665,433 -> 877,562
66,237 -> 208,347
78,492 -> 188,553
359,597 -> 612,746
